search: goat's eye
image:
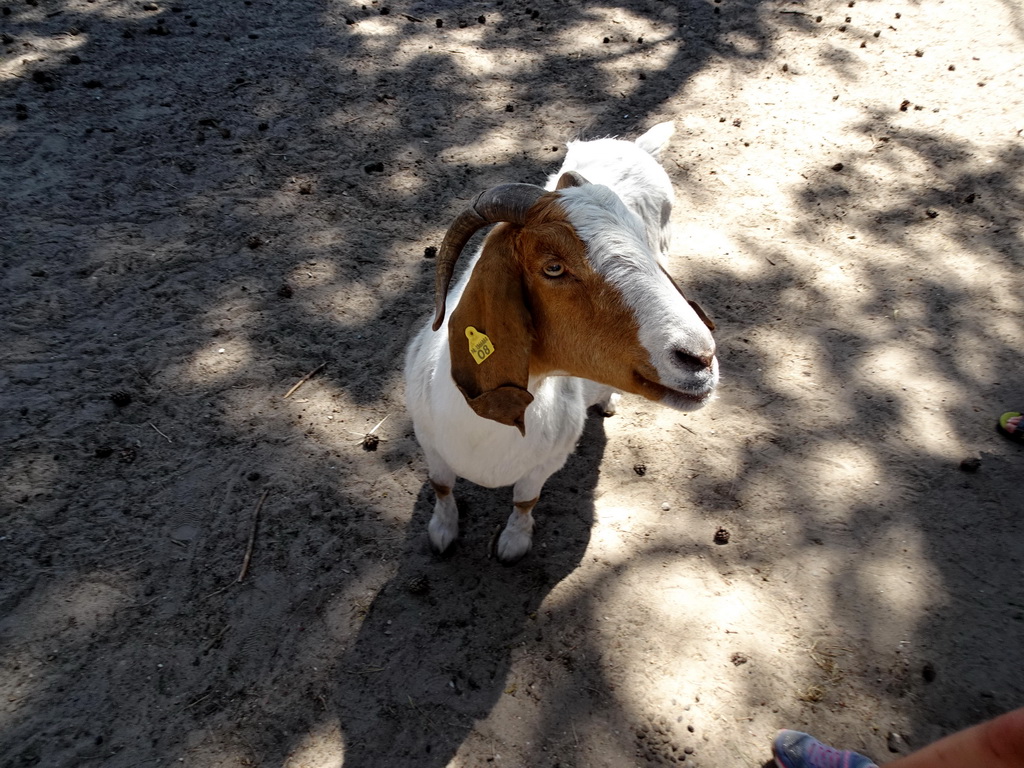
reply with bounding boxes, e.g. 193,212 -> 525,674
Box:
542,263 -> 565,278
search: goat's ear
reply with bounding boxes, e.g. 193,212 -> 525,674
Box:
448,227 -> 535,436
658,264 -> 716,331
556,171 -> 590,190
635,121 -> 675,158
688,300 -> 716,331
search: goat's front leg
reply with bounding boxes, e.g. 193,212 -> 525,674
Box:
424,448 -> 459,555
497,465 -> 555,564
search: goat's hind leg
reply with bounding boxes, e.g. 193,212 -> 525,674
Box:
423,449 -> 459,555
583,380 -> 621,417
595,391 -> 621,417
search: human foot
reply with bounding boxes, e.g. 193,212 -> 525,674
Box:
772,730 -> 878,768
998,412 -> 1024,443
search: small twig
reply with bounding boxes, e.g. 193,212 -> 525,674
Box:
487,523 -> 503,559
350,665 -> 386,675
237,490 -> 269,583
678,422 -> 696,435
407,695 -> 441,733
402,13 -> 424,22
202,624 -> 231,654
149,423 -> 173,443
949,558 -> 1001,590
185,692 -> 212,710
203,584 -> 230,600
283,362 -> 326,399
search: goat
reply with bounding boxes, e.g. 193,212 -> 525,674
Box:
404,122 -> 718,563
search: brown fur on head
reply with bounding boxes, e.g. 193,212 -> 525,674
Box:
448,193 -> 657,434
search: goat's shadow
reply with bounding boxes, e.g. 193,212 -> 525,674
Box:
331,413 -> 608,767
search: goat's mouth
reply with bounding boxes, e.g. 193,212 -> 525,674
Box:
632,372 -> 715,412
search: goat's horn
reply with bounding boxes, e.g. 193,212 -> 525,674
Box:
431,183 -> 546,332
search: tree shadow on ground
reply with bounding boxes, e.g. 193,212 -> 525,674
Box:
0,0 -> 781,765
684,109 -> 1024,756
5,0 -> 1021,765
328,416 -> 606,768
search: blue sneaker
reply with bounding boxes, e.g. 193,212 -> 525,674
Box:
772,730 -> 878,768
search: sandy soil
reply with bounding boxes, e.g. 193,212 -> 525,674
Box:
2,0 -> 1023,766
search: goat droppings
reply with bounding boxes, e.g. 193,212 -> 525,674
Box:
959,457 -> 981,473
110,391 -> 133,407
406,576 -> 430,595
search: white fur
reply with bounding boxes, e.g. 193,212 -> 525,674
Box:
405,123 -> 717,563
548,122 -> 676,258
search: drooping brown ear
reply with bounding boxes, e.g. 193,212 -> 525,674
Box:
658,264 -> 716,331
448,226 -> 535,436
688,300 -> 715,331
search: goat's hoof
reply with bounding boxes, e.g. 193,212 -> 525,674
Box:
496,528 -> 532,564
593,392 -> 620,417
428,518 -> 458,556
429,539 -> 457,558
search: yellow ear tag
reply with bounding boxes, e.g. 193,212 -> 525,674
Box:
465,326 -> 495,365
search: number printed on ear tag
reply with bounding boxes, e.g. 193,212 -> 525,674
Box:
465,326 -> 495,365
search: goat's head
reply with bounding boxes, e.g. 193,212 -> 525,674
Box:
432,173 -> 718,435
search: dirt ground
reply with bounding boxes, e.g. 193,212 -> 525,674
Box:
2,0 -> 1023,766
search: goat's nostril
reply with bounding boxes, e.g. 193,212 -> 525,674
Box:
673,349 -> 714,372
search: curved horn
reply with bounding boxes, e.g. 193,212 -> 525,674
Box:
432,183 -> 547,331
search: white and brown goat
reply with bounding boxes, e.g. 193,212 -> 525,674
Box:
404,123 -> 718,563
